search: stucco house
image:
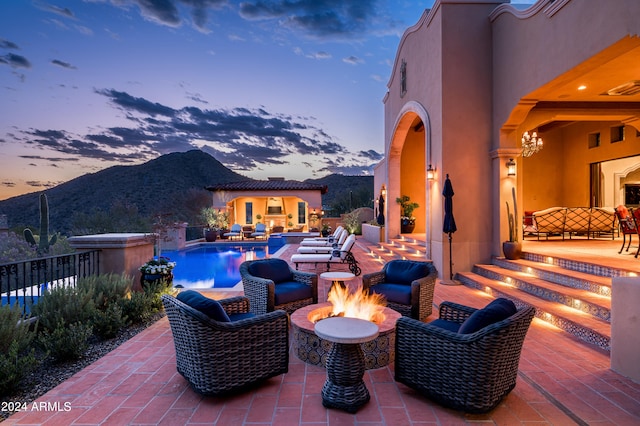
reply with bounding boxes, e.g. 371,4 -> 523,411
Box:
205,178 -> 327,232
376,0 -> 640,278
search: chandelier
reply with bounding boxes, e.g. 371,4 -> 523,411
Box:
521,131 -> 543,157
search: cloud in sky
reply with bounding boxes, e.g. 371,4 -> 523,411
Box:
17,88 -> 380,176
0,0 -> 432,199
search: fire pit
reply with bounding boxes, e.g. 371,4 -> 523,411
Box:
291,302 -> 401,369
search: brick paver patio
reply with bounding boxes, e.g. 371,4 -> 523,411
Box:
4,239 -> 640,425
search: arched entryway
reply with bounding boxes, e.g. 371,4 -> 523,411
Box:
386,103 -> 431,245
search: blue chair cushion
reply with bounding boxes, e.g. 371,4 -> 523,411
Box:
428,319 -> 461,333
274,281 -> 313,305
177,290 -> 230,322
458,298 -> 517,334
385,261 -> 430,285
247,259 -> 293,284
228,312 -> 256,321
370,283 -> 411,305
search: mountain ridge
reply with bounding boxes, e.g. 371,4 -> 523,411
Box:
0,150 -> 373,235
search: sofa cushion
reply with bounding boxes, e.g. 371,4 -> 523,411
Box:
248,259 -> 293,284
274,281 -> 313,305
370,283 -> 411,305
458,298 -> 517,334
385,260 -> 430,285
177,290 -> 230,322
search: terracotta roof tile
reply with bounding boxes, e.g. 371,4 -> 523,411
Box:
205,180 -> 328,194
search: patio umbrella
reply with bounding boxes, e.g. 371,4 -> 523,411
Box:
377,194 -> 385,225
442,174 -> 458,283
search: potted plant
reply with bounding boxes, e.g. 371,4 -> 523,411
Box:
200,207 -> 229,242
396,195 -> 419,233
139,256 -> 176,286
321,223 -> 331,237
503,187 -> 522,260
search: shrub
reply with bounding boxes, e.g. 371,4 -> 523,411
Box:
0,232 -> 37,264
0,304 -> 38,396
0,340 -> 37,396
30,285 -> 96,334
91,304 -> 126,339
343,210 -> 362,235
0,303 -> 35,354
38,322 -> 92,362
76,274 -> 134,339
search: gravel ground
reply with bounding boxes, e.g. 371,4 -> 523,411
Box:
0,313 -> 164,421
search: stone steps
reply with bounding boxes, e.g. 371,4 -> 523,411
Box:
366,237 -> 619,352
456,250 -> 626,352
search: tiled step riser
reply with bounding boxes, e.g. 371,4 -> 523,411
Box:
472,266 -> 611,322
522,252 -> 629,278
492,257 -> 612,297
457,274 -> 611,351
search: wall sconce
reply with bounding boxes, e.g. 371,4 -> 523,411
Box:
380,184 -> 387,198
506,158 -> 516,177
426,164 -> 435,181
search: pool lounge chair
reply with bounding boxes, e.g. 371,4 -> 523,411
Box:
251,223 -> 267,239
223,224 -> 242,240
300,228 -> 347,247
291,234 -> 361,276
297,230 -> 349,253
300,225 -> 343,243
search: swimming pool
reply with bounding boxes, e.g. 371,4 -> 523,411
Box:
162,243 -> 269,289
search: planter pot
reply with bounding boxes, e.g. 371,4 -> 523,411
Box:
140,273 -> 173,287
401,219 -> 415,234
204,229 -> 218,242
502,241 -> 522,260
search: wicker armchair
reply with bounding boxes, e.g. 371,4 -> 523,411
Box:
395,300 -> 535,413
240,258 -> 318,315
162,294 -> 289,396
362,260 -> 437,320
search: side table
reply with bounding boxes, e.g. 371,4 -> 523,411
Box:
320,271 -> 356,296
314,317 -> 379,413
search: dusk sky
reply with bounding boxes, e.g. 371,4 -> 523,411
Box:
0,0 -> 530,201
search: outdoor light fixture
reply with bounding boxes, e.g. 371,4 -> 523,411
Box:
380,185 -> 387,197
521,131 -> 543,157
506,158 -> 516,176
426,164 -> 435,181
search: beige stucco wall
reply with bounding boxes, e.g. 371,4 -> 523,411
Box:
380,0 -> 640,277
384,0 -> 500,275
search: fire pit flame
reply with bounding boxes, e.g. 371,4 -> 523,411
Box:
310,283 -> 387,323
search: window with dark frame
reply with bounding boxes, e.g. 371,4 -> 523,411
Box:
610,125 -> 624,143
297,202 -> 306,224
245,202 -> 253,224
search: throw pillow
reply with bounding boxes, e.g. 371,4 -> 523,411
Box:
458,298 -> 517,334
385,260 -> 430,284
248,259 -> 293,284
177,290 -> 230,322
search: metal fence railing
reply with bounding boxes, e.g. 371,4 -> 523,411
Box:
0,250 -> 101,313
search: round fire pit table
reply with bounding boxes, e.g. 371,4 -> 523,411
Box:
314,317 -> 379,413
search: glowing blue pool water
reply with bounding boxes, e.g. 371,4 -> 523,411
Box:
163,244 -> 268,289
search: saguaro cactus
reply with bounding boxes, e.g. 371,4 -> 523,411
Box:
24,193 -> 57,254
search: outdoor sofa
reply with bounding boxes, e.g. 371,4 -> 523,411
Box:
524,206 -> 616,239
